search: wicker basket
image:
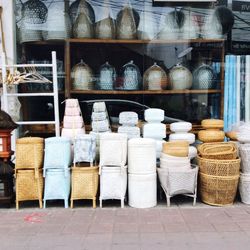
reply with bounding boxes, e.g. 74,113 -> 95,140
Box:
198,130 -> 225,143
239,144 -> 250,173
197,156 -> 240,176
162,141 -> 189,157
201,119 -> 224,130
198,142 -> 238,160
15,169 -> 44,210
226,131 -> 238,141
70,166 -> 99,208
239,173 -> 250,204
199,172 -> 239,206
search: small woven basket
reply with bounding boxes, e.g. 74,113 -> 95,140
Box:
15,169 -> 44,209
162,141 -> 189,157
71,166 -> 99,208
198,142 -> 238,160
199,172 -> 239,206
197,156 -> 240,176
198,130 -> 225,143
201,119 -> 224,130
239,144 -> 250,173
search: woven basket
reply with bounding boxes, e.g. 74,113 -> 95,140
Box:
199,172 -> 239,206
198,130 -> 225,143
198,142 -> 238,160
239,173 -> 250,204
239,144 -> 250,173
71,166 -> 99,208
15,169 -> 43,210
162,141 -> 189,157
197,156 -> 240,176
15,137 -> 44,174
201,119 -> 224,130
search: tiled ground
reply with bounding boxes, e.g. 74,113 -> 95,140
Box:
1,198 -> 250,250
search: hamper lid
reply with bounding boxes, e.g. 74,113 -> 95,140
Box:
17,137 -> 44,144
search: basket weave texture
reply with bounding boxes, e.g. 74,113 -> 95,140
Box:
199,172 -> 239,206
198,130 -> 225,143
15,169 -> 43,209
71,166 -> 99,208
197,156 -> 240,176
162,141 -> 189,157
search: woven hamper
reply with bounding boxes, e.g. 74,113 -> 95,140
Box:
71,166 -> 99,208
199,172 -> 239,206
99,166 -> 127,208
239,173 -> 250,204
44,169 -> 71,208
239,144 -> 250,173
197,156 -> 240,176
15,169 -> 43,210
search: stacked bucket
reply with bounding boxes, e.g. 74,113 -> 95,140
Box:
99,133 -> 127,208
197,119 -> 240,206
43,137 -> 72,208
118,111 -> 140,139
143,108 -> 166,159
128,138 -> 157,208
15,137 -> 44,209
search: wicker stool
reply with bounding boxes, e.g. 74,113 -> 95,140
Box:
15,169 -> 43,210
70,166 -> 99,208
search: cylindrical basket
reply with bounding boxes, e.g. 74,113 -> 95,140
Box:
239,173 -> 250,204
239,144 -> 250,173
199,172 -> 239,206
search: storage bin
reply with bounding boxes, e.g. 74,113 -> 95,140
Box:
169,133 -> 195,144
15,169 -> 43,210
128,138 -> 156,174
71,166 -> 99,208
118,126 -> 140,139
44,169 -> 71,208
157,165 -> 198,206
143,123 -> 166,139
239,144 -> 250,173
170,122 -> 192,133
144,108 -> 164,122
119,112 -> 138,125
99,166 -> 127,208
160,157 -> 190,169
99,133 -> 127,167
128,173 -> 157,208
43,137 -> 72,176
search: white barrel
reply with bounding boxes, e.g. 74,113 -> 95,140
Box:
144,108 -> 164,122
170,122 -> 192,133
128,173 -> 157,208
143,123 -> 166,139
128,138 -> 156,174
169,133 -> 195,144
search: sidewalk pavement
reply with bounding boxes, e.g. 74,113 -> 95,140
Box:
1,198 -> 250,250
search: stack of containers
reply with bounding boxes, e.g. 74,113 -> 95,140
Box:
169,122 -> 197,159
197,119 -> 240,206
43,137 -> 72,208
143,108 -> 166,159
118,112 -> 140,139
61,99 -> 85,141
99,133 -> 128,208
128,138 -> 157,208
15,137 -> 44,209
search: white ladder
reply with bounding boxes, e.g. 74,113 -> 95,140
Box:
1,51 -> 60,136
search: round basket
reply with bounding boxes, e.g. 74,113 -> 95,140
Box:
198,142 -> 238,160
201,119 -> 224,130
162,141 -> 189,157
239,144 -> 250,173
197,156 -> 240,176
199,172 -> 239,206
226,131 -> 238,141
198,129 -> 225,143
239,173 -> 250,204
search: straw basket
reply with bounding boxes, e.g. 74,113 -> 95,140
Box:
198,130 -> 225,143
198,142 -> 238,160
197,156 -> 240,176
201,119 -> 224,130
239,173 -> 250,204
199,172 -> 239,206
15,169 -> 43,210
162,141 -> 189,157
239,144 -> 250,173
71,166 -> 99,208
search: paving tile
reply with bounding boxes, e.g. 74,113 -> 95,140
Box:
112,233 -> 139,244
140,232 -> 166,244
212,222 -> 241,232
192,232 -> 223,242
113,223 -> 138,233
163,222 -> 189,233
138,223 -> 164,233
88,222 -> 113,233
62,223 -> 89,235
112,244 -> 140,250
140,243 -> 168,250
84,233 -> 112,245
187,222 -> 215,232
237,222 -> 250,231
82,243 -> 111,250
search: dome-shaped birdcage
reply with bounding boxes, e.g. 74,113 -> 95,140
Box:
169,64 -> 192,90
21,0 -> 48,24
143,63 -> 168,90
193,64 -> 215,89
71,60 -> 94,90
180,12 -> 200,39
97,62 -> 116,90
95,16 -> 116,39
119,61 -> 142,90
73,11 -> 94,38
69,0 -> 95,24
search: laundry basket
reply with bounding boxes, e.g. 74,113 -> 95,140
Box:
239,144 -> 250,173
71,166 -> 99,208
15,169 -> 43,210
239,173 -> 250,204
99,166 -> 127,208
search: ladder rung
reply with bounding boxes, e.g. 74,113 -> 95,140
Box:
6,93 -> 55,97
16,121 -> 56,125
2,64 -> 53,68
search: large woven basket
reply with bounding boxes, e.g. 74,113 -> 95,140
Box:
197,156 -> 240,176
199,172 -> 239,206
15,169 -> 43,210
71,166 -> 99,208
239,144 -> 250,173
198,142 -> 238,160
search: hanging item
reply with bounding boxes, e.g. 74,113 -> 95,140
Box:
97,62 -> 116,90
193,64 -> 215,89
116,3 -> 139,40
169,64 -> 192,90
119,60 -> 142,90
180,11 -> 199,39
73,11 -> 94,38
69,0 -> 95,24
143,63 -> 168,90
43,2 -> 71,40
71,60 -> 94,90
